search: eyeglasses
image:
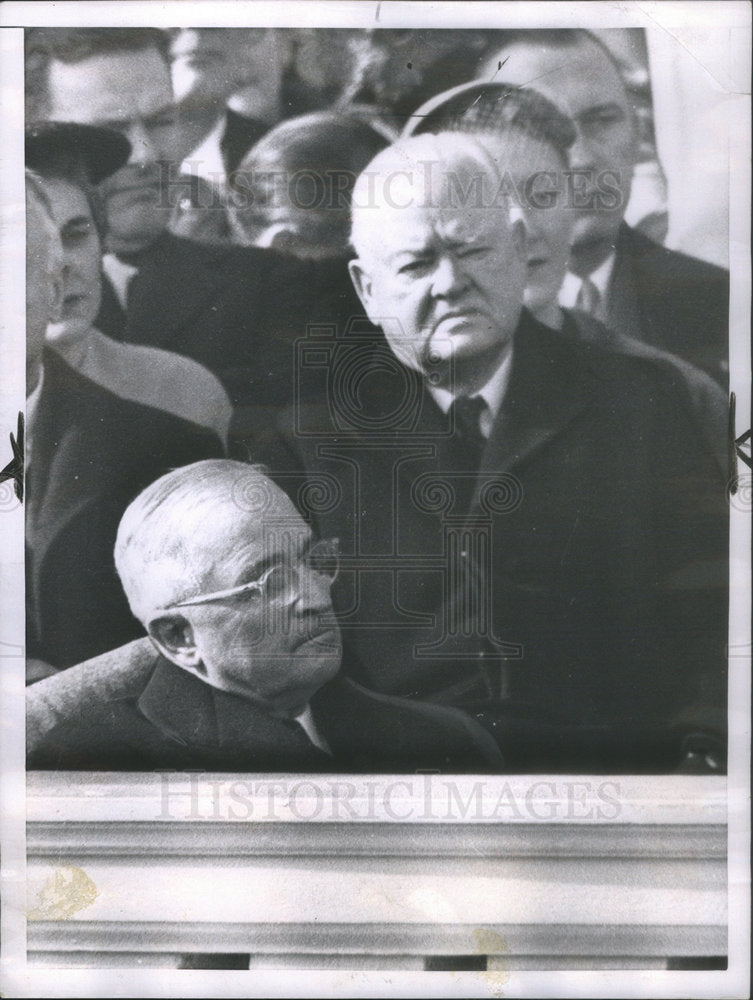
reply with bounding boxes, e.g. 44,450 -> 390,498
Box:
162,538 -> 340,612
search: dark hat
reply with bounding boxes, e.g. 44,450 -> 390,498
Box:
404,81 -> 522,136
403,80 -> 576,158
25,121 -> 131,185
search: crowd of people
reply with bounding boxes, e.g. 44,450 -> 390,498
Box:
23,27 -> 729,775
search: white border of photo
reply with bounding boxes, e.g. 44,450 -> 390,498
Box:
1,3 -> 750,997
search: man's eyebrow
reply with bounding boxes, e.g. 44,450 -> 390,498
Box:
231,554 -> 275,586
231,534 -> 313,585
578,102 -> 625,118
143,104 -> 178,125
95,104 -> 176,131
391,245 -> 433,261
61,215 -> 92,230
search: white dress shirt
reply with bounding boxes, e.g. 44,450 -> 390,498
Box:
427,348 -> 514,439
293,705 -> 332,755
558,252 -> 616,321
101,253 -> 139,311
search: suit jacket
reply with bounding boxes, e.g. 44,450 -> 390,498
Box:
97,232 -> 364,408
250,310 -> 728,772
26,351 -> 223,670
562,308 -> 729,478
27,639 -> 504,773
607,223 -> 729,387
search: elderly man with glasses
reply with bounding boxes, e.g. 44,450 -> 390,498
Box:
27,460 -> 503,773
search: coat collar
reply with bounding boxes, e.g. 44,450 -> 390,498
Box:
26,351 -> 125,565
136,656 -> 332,763
123,232 -> 256,351
137,656 -> 220,748
479,308 -> 594,476
380,310 -> 594,482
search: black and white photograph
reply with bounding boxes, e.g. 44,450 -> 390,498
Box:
0,1 -> 750,996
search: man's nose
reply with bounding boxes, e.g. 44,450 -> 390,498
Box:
431,254 -> 470,298
60,247 -> 79,285
293,567 -> 333,618
568,125 -> 597,171
125,121 -> 159,166
522,213 -> 542,248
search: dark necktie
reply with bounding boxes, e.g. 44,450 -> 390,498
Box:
449,395 -> 487,467
448,395 -> 488,515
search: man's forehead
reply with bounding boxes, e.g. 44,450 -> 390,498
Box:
44,176 -> 90,221
208,479 -> 305,540
375,200 -> 502,254
492,39 -> 627,115
482,131 -> 564,177
47,48 -> 173,124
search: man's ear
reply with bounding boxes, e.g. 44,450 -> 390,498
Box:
48,268 -> 64,325
147,615 -> 206,677
508,209 -> 527,263
348,258 -> 378,324
271,26 -> 294,69
627,108 -> 640,166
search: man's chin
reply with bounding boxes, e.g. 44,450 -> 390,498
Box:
571,214 -> 622,250
429,329 -> 503,365
569,217 -> 623,275
105,216 -> 170,256
268,662 -> 341,718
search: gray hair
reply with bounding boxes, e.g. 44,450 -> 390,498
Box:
114,459 -> 274,623
349,131 -> 513,261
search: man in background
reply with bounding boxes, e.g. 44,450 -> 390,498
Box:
478,29 -> 729,386
24,27 -> 362,408
169,28 -> 293,187
227,111 -> 388,259
25,120 -> 232,445
24,166 -> 222,676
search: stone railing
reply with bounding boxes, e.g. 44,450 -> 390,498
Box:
26,772 -> 727,971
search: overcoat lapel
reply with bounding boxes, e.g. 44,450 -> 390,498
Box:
137,659 -> 223,748
137,659 -> 329,764
606,224 -> 648,344
96,272 -> 127,341
26,357 -> 116,576
479,313 -> 593,480
386,313 -> 594,503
